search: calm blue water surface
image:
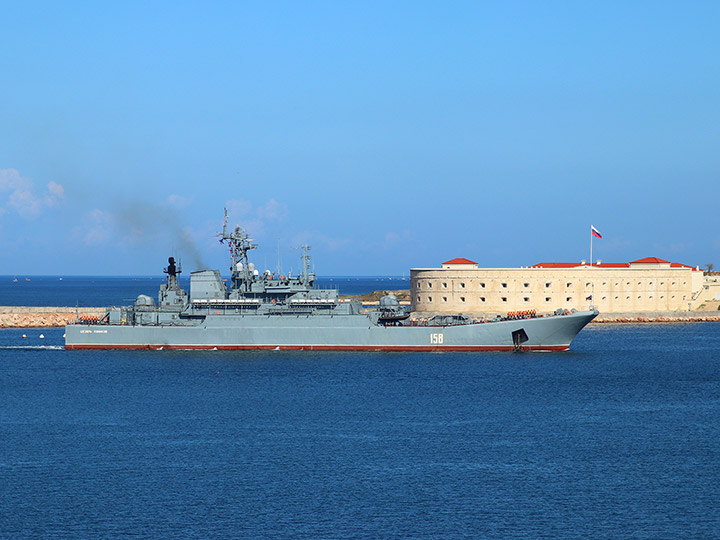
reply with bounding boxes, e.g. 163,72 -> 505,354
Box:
0,276 -> 408,307
1,323 -> 719,539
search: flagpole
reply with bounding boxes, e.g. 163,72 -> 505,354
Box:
590,225 -> 593,268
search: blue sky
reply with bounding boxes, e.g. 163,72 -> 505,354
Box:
1,1 -> 719,275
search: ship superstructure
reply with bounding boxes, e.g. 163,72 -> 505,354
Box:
65,212 -> 597,351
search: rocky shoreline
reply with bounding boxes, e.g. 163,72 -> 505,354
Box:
0,307 -> 105,328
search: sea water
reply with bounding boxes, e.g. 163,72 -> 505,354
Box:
1,323 -> 719,539
0,276 -> 408,307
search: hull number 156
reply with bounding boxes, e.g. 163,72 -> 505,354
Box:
430,333 -> 444,344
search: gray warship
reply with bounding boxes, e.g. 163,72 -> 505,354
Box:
65,213 -> 598,351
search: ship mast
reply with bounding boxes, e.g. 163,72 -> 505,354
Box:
218,208 -> 257,292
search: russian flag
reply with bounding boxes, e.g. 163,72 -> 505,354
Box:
591,225 -> 602,239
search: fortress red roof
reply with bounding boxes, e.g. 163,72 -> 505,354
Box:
530,258 -> 699,270
630,257 -> 670,264
442,258 -> 477,265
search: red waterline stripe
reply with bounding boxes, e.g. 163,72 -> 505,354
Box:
66,344 -> 570,352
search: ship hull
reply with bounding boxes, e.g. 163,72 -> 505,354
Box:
65,310 -> 597,352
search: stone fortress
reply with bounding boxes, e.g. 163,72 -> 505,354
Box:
411,257 -> 720,316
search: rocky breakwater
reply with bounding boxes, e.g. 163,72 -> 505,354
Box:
0,307 -> 106,328
593,311 -> 720,324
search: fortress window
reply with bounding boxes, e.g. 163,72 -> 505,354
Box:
603,282 -> 607,286
480,297 -> 486,302
683,282 -> 687,286
602,296 -> 607,300
480,282 -> 486,288
501,297 -> 507,302
566,282 -> 572,288
626,296 -> 630,300
566,297 -> 572,302
615,296 -> 619,300
585,282 -> 591,288
649,295 -> 653,300
460,282 -> 465,288
660,295 -> 664,299
626,282 -> 630,286
638,295 -> 642,299
545,282 -> 551,288
501,283 -> 507,288
428,296 -> 432,302
523,297 -> 529,302
416,297 -> 421,303
428,283 -> 433,288
442,282 -> 447,288
442,296 -> 447,302
545,297 -> 551,302
460,296 -> 466,302
649,282 -> 653,285
672,295 -> 675,299
523,283 -> 529,288
672,282 -> 676,286
660,281 -> 664,285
